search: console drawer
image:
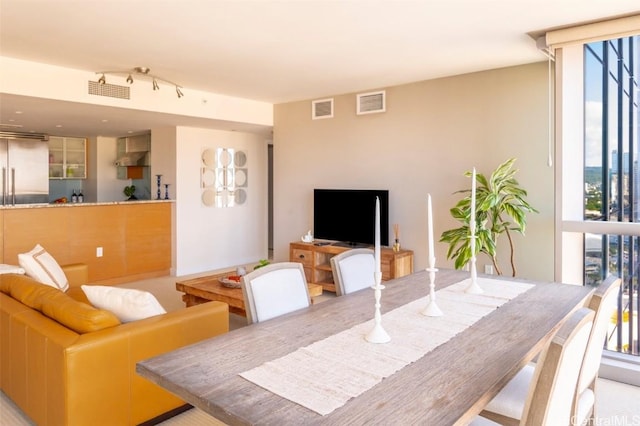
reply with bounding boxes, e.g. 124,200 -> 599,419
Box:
291,248 -> 313,267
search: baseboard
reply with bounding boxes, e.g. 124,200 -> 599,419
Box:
599,351 -> 640,387
137,404 -> 193,426
91,270 -> 170,286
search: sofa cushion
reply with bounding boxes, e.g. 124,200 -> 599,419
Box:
0,274 -> 120,333
18,244 -> 69,292
82,285 -> 167,323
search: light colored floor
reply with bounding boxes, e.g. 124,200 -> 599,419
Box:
2,271 -> 639,425
3,377 -> 638,425
124,268 -> 336,329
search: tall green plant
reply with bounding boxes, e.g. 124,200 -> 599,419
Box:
440,158 -> 538,277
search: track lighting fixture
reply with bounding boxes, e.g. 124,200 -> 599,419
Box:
94,66 -> 183,98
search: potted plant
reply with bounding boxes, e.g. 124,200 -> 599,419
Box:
124,185 -> 137,200
440,158 -> 538,277
253,259 -> 270,270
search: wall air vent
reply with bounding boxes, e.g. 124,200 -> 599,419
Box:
312,98 -> 334,120
88,80 -> 130,100
357,90 -> 386,115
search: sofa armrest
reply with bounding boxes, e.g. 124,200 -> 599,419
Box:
62,263 -> 88,288
65,301 -> 230,425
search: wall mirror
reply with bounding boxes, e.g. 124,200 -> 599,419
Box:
201,148 -> 248,207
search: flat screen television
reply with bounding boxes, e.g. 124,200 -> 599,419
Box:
313,189 -> 389,247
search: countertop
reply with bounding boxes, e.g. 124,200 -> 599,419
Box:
0,199 -> 174,209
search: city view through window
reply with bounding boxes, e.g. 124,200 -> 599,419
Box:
583,36 -> 639,355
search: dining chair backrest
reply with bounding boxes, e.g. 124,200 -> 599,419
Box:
241,262 -> 310,324
330,248 -> 375,296
572,275 -> 622,424
520,307 -> 595,425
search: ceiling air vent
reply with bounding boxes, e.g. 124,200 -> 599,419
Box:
357,90 -> 386,115
88,80 -> 130,100
312,98 -> 334,120
0,131 -> 49,141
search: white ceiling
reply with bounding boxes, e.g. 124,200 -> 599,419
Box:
1,0 -> 639,138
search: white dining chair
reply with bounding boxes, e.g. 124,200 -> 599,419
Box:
240,262 -> 311,324
573,275 -> 622,425
480,275 -> 621,426
470,307 -> 595,426
330,248 -> 375,296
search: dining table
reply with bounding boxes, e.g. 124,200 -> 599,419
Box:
136,268 -> 594,425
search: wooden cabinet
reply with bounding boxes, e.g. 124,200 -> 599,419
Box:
49,136 -> 87,179
1,202 -> 171,284
290,241 -> 414,292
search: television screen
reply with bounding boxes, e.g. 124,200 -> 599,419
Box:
313,189 -> 389,247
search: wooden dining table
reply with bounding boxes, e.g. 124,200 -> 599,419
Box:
136,268 -> 593,425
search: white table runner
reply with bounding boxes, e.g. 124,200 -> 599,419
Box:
240,277 -> 533,415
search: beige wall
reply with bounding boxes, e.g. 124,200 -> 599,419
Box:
273,62 -> 554,281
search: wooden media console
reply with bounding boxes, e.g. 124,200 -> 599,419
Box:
289,241 -> 413,292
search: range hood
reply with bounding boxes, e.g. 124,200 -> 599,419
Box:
115,151 -> 147,166
115,135 -> 150,167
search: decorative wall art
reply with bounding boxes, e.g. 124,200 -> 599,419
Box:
201,148 -> 248,207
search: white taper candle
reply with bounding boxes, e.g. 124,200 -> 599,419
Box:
375,196 -> 381,274
470,168 -> 476,234
428,194 -> 435,269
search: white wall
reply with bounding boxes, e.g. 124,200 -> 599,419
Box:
0,56 -> 273,127
173,127 -> 269,275
150,126 -> 179,273
94,136 -> 127,202
274,62 -> 554,281
556,46 -> 587,284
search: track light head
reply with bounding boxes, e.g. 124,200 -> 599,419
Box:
134,67 -> 151,75
94,67 -> 183,98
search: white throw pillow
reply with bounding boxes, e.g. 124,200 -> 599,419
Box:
18,244 -> 69,291
81,285 -> 166,323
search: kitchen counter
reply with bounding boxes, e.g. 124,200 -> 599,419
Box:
0,199 -> 174,209
0,201 -> 172,284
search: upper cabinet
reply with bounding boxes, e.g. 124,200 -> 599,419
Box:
116,133 -> 150,180
49,137 -> 87,179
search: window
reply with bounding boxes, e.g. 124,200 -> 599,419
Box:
582,36 -> 639,356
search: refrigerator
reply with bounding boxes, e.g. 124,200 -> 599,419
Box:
0,138 -> 49,204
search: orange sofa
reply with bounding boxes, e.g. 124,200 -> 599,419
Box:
0,265 -> 229,426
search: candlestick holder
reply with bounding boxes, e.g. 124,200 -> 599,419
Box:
465,235 -> 483,294
365,271 -> 390,344
421,267 -> 443,316
156,175 -> 162,200
164,184 -> 170,200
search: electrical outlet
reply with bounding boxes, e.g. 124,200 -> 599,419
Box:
484,265 -> 494,275
96,247 -> 103,257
